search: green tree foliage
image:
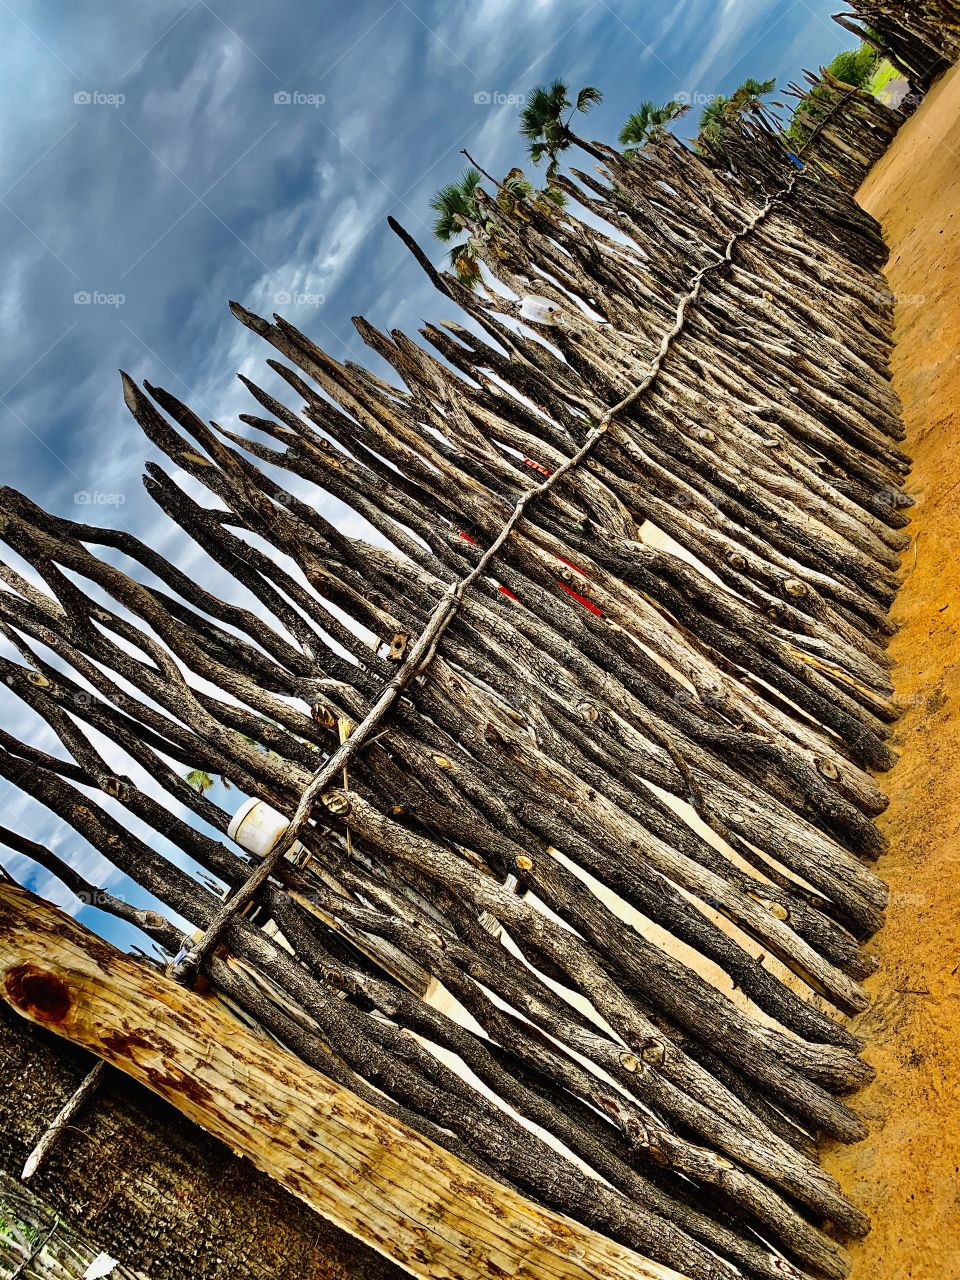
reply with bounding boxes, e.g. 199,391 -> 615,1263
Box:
825,44 -> 880,88
430,168 -> 485,288
697,77 -> 778,150
429,166 -> 565,291
618,99 -> 689,155
519,79 -> 604,167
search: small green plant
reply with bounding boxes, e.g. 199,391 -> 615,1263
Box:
0,1209 -> 43,1245
185,769 -> 217,794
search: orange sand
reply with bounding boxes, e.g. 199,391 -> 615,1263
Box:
819,59 -> 960,1279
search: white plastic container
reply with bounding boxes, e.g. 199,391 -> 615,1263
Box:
519,294 -> 563,325
227,797 -> 307,863
226,797 -> 299,951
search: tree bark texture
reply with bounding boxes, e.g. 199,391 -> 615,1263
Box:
0,84 -> 930,1280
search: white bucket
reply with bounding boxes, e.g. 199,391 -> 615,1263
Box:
227,797 -> 306,862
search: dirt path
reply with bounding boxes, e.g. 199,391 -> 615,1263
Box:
819,61 -> 960,1279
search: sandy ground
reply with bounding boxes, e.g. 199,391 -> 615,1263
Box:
819,61 -> 960,1279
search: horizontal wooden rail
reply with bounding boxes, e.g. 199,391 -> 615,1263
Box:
0,884 -> 684,1280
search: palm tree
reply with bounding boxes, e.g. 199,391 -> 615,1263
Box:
696,94 -> 732,150
618,99 -> 689,155
430,168 -> 485,288
430,167 -> 483,243
519,79 -> 605,169
729,76 -> 779,130
429,167 -> 565,290
696,77 -> 779,151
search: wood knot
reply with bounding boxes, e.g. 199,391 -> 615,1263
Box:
4,965 -> 73,1025
726,552 -> 746,570
618,1051 -> 643,1073
817,757 -> 840,780
748,891 -> 789,921
782,577 -> 808,598
576,701 -> 599,723
387,631 -> 410,662
514,855 -> 533,872
322,790 -> 352,817
432,754 -> 455,771
26,672 -> 51,687
640,1038 -> 666,1066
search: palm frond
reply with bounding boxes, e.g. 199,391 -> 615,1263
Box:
575,85 -> 603,112
430,168 -> 483,242
619,99 -> 689,149
520,81 -> 570,141
501,167 -> 534,198
619,104 -> 654,146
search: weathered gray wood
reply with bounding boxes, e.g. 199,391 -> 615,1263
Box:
0,81 -> 921,1279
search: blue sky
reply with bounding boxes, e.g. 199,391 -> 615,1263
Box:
0,0 -> 852,948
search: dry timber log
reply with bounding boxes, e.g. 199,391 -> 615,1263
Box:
0,884 -> 687,1280
0,1006 -> 405,1280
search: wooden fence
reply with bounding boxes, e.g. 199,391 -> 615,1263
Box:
784,72 -> 904,188
835,0 -> 960,86
0,91 -> 917,1280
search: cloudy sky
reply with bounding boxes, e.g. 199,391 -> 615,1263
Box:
0,0 -> 851,946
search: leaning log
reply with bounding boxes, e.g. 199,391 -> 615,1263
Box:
0,883 -> 684,1280
0,1003 -> 403,1280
